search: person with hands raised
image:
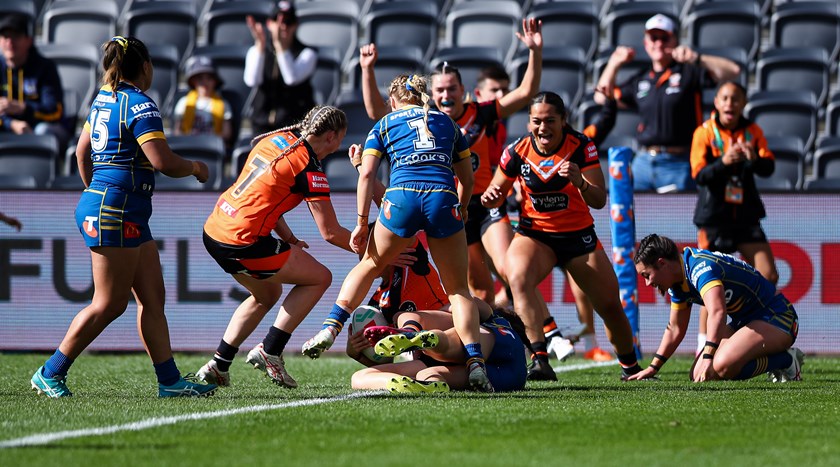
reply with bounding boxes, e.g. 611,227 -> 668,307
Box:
481,92 -> 643,381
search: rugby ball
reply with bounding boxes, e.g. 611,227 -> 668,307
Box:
348,306 -> 393,363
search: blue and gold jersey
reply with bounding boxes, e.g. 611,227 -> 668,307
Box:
362,105 -> 471,189
669,247 -> 779,321
83,83 -> 165,194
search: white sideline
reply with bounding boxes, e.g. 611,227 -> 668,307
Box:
553,359 -> 618,373
0,391 -> 381,449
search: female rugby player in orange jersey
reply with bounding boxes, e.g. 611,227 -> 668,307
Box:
197,105 -> 355,389
480,91 -> 644,381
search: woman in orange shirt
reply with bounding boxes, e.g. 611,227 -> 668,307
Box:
197,105 -> 353,389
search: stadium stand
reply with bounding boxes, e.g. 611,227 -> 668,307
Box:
361,1 -> 439,63
602,1 -> 680,52
41,0 -> 119,48
295,0 -> 360,67
527,1 -> 600,64
756,47 -> 830,108
684,1 -> 761,64
121,0 -> 198,67
0,133 -> 59,189
444,0 -> 522,64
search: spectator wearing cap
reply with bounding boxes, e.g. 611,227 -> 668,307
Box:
595,14 -> 740,193
173,55 -> 233,148
243,1 -> 316,134
0,13 -> 69,150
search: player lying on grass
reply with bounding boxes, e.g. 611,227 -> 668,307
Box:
350,300 -> 530,393
630,233 -> 803,382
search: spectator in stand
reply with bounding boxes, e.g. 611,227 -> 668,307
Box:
0,13 -> 69,151
173,55 -> 233,149
595,14 -> 739,193
244,1 -> 317,135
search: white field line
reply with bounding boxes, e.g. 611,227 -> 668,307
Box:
0,391 -> 383,449
553,359 -> 618,373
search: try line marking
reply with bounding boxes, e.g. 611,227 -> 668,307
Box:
0,391 -> 382,449
554,359 -> 618,373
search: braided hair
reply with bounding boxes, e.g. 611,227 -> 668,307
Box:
388,73 -> 432,136
634,233 -> 679,266
249,105 -> 347,170
102,36 -> 150,97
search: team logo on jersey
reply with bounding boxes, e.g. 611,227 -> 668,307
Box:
83,216 -> 98,238
306,173 -> 330,193
383,198 -> 393,220
528,192 -> 569,212
585,142 -> 598,162
520,163 -> 531,176
539,159 -> 554,167
218,199 -> 238,217
271,135 -> 291,150
399,301 -> 417,312
500,149 -> 512,169
582,235 -> 594,246
124,222 -> 141,239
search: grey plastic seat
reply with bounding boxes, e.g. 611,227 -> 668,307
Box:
0,134 -> 59,188
745,90 -> 819,157
335,91 -> 377,146
146,45 -> 180,119
362,1 -> 439,62
295,1 -> 360,66
825,92 -> 840,137
685,2 -> 761,63
200,0 -> 274,47
509,46 -> 586,111
756,136 -> 805,191
155,135 -> 225,191
803,177 -> 840,192
0,174 -> 38,190
770,1 -> 840,67
42,0 -> 119,47
311,47 -> 342,105
813,139 -> 840,180
756,47 -> 830,107
577,95 -> 640,142
121,1 -> 197,67
430,47 -> 505,92
444,0 -> 522,64
602,1 -> 680,51
38,43 -> 100,117
528,1 -> 599,64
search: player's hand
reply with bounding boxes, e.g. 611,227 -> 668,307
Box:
350,224 -> 369,254
672,45 -> 699,64
192,160 -> 209,183
516,18 -> 543,51
692,358 -> 717,382
246,15 -> 266,49
480,184 -> 505,208
359,43 -> 378,69
291,239 -> 309,249
348,330 -> 373,354
348,144 -> 362,168
559,160 -> 583,188
390,248 -> 417,268
624,367 -> 657,381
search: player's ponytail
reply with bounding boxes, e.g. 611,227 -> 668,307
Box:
389,73 -> 432,137
102,36 -> 150,97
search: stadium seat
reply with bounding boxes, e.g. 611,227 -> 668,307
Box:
311,47 -> 342,105
756,136 -> 805,191
48,174 -> 85,190
120,1 -> 197,66
155,135 -> 225,190
745,90 -> 818,157
200,0 -> 274,47
0,0 -> 36,25
361,1 -> 439,63
335,90 -> 377,146
346,45 -> 426,94
444,0 -> 522,64
430,47 -> 505,92
803,177 -> 840,192
770,1 -> 840,67
189,45 -> 253,118
229,142 -> 253,180
826,92 -> 840,137
0,174 -> 38,190
756,47 -> 830,108
321,150 -> 359,193
527,1 -> 600,64
684,1 -> 761,64
38,43 -> 100,119
577,96 -> 640,143
509,47 -> 586,111
602,1 -> 680,51
813,138 -> 840,180
0,134 -> 59,188
41,0 -> 119,48
295,0 -> 360,66
504,109 -> 531,146
146,45 -> 180,119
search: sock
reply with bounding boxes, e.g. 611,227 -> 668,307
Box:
734,351 -> 794,380
154,357 -> 181,386
464,342 -> 484,361
581,333 -> 597,352
543,317 -> 561,341
697,333 -> 707,354
617,350 -> 642,376
43,350 -> 73,379
400,319 -> 422,337
213,339 -> 239,372
323,303 -> 351,332
263,326 -> 292,356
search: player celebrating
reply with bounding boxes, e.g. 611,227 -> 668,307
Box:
630,234 -> 802,382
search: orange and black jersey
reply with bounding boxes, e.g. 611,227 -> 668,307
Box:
367,238 -> 449,322
500,126 -> 599,233
691,113 -> 774,226
455,100 -> 502,193
204,131 -> 330,245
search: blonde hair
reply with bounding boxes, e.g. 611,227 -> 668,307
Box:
389,73 -> 432,136
250,105 -> 347,169
102,36 -> 150,97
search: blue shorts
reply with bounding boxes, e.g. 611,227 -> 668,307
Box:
483,316 -> 527,392
729,294 -> 799,343
75,182 -> 153,248
380,183 -> 464,239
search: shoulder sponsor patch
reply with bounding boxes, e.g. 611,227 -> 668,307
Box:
307,172 -> 330,192
585,141 -> 598,162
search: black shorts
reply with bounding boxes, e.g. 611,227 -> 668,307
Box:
464,195 -> 509,245
697,225 -> 768,254
203,231 -> 291,279
516,225 -> 600,267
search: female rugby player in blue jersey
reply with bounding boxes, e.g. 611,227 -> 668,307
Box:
303,73 -> 497,391
631,234 -> 802,382
30,36 -> 217,398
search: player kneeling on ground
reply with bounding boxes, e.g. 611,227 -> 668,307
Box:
630,234 -> 803,382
